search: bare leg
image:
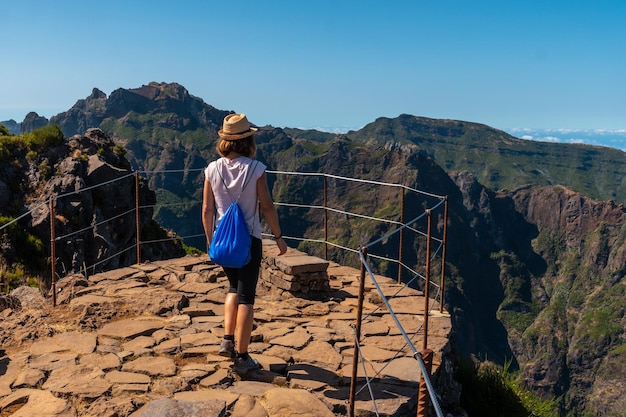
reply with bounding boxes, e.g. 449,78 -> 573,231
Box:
235,304 -> 254,354
223,293 -> 238,336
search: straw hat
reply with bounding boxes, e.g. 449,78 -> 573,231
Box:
218,113 -> 257,140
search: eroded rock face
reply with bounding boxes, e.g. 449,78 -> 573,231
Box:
20,111 -> 49,133
1,128 -> 184,286
511,185 -> 626,270
452,173 -> 626,415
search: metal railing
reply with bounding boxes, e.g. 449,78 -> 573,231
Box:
0,167 -> 449,416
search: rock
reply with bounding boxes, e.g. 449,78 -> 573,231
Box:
98,317 -> 165,339
105,370 -> 151,384
259,387 -> 335,417
12,367 -> 45,388
30,331 -> 97,355
42,364 -> 111,398
231,394 -> 269,417
121,356 -> 177,377
379,357 -> 422,383
9,286 -> 45,310
0,294 -> 21,312
0,388 -> 76,417
130,398 -> 225,417
292,340 -> 343,370
270,330 -> 312,350
83,395 -> 138,417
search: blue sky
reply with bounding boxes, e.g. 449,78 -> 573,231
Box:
1,1 -> 625,139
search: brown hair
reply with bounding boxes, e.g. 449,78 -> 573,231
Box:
216,135 -> 257,158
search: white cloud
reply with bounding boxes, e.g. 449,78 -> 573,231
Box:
503,127 -> 626,151
539,136 -> 562,143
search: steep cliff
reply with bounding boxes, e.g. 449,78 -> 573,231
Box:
508,186 -> 626,413
451,176 -> 626,414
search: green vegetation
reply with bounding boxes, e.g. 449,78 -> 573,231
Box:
575,282 -> 626,347
0,216 -> 47,292
112,144 -> 127,156
491,250 -> 538,333
100,113 -> 213,150
183,244 -> 203,256
0,124 -> 64,161
349,115 -> 626,204
458,359 -> 558,417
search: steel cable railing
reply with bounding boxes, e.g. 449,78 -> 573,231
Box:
352,249 -> 445,417
1,167 -> 448,416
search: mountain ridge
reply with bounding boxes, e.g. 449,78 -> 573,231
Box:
7,85 -> 626,205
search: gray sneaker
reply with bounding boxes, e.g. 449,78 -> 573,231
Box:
218,339 -> 235,358
233,355 -> 261,375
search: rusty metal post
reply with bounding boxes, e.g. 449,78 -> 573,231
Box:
440,196 -> 449,313
49,198 -> 57,307
135,172 -> 141,264
349,247 -> 368,417
416,349 -> 434,417
324,175 -> 328,260
398,186 -> 405,283
423,209 -> 432,351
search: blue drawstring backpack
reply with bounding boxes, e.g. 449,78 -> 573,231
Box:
209,160 -> 258,268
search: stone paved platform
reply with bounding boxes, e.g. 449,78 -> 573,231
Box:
0,242 -> 452,417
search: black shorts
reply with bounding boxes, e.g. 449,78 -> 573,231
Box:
223,237 -> 262,305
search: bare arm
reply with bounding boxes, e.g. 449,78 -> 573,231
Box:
202,179 -> 215,250
257,172 -> 288,255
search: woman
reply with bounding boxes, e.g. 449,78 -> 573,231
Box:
202,113 -> 288,375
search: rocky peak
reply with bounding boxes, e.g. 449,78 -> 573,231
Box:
20,112 -> 49,133
89,87 -> 107,100
0,119 -> 21,135
131,81 -> 190,101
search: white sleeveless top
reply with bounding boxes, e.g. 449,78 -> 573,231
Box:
204,156 -> 266,239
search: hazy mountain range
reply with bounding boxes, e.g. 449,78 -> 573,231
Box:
4,118 -> 626,152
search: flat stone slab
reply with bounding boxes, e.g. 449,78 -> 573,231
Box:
228,380 -> 275,397
0,388 -> 76,417
30,331 -> 97,356
359,345 -> 399,362
121,356 -> 177,377
42,364 -> 111,398
69,294 -> 115,308
292,341 -> 343,370
28,352 -> 77,372
273,255 -> 329,275
174,388 -> 239,408
12,367 -> 45,388
98,317 -> 166,339
260,387 -> 335,417
105,370 -> 151,384
90,267 -> 139,282
379,357 -> 422,382
131,398 -> 225,417
270,330 -> 312,349
79,353 -> 120,370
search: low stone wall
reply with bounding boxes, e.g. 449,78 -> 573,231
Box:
260,240 -> 330,296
